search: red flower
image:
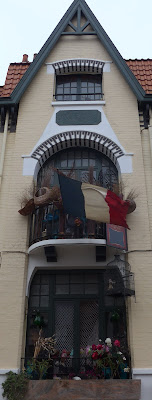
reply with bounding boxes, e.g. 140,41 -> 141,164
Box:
96,344 -> 103,350
114,340 -> 120,347
92,344 -> 97,350
92,352 -> 98,360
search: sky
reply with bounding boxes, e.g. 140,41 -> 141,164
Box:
0,0 -> 152,86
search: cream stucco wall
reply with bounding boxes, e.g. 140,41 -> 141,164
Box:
0,32 -> 152,375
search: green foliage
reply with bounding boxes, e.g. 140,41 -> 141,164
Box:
26,358 -> 49,380
36,359 -> 49,379
2,371 -> 28,400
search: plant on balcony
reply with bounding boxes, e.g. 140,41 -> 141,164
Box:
2,371 -> 28,400
87,338 -> 130,379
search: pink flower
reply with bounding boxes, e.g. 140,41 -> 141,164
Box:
92,344 -> 97,350
96,344 -> 103,350
114,340 -> 120,347
86,346 -> 91,356
105,346 -> 110,353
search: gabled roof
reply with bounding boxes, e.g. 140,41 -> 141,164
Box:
0,0 -> 151,105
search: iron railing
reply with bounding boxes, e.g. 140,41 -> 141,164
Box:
21,356 -> 130,380
29,203 -> 106,246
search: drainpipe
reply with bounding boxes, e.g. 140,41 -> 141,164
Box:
148,108 -> 152,162
0,111 -> 9,188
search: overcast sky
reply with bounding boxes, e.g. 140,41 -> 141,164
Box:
0,0 -> 151,85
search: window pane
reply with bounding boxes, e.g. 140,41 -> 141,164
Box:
88,87 -> 94,93
85,273 -> 98,283
64,83 -> 70,88
82,158 -> 88,166
56,285 -> 69,294
70,284 -> 84,294
95,94 -> 101,100
88,82 -> 94,87
56,274 -> 69,284
40,296 -> 49,307
64,88 -> 71,94
30,296 -> 39,307
87,94 -> 94,100
41,275 -> 49,284
71,87 -> 77,94
81,87 -> 87,94
60,154 -> 67,167
89,158 -> 96,166
33,274 -> 40,284
64,95 -> 71,100
75,158 -> 81,167
85,284 -> 98,294
81,82 -> 87,87
56,88 -> 63,94
95,86 -> 101,93
70,273 -> 83,283
31,285 -> 40,295
71,82 -> 77,87
56,95 -> 63,101
40,285 -> 49,295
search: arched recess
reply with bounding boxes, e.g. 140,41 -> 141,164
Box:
31,131 -> 124,175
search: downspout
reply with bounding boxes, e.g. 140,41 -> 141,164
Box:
148,107 -> 152,161
0,111 -> 9,188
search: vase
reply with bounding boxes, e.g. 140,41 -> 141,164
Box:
119,363 -> 128,379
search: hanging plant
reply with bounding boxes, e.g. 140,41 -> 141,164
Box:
33,312 -> 44,328
110,311 -> 120,322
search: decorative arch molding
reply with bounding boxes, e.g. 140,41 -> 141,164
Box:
31,131 -> 124,170
50,58 -> 105,75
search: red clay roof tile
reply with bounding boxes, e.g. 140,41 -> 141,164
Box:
125,59 -> 152,94
0,62 -> 30,97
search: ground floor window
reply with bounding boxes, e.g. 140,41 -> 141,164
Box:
26,270 -> 127,359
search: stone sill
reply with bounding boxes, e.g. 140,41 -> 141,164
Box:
24,379 -> 141,400
52,101 -> 106,106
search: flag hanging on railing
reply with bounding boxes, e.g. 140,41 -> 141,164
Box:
58,174 -> 130,229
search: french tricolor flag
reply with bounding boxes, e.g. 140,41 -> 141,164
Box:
58,175 -> 130,229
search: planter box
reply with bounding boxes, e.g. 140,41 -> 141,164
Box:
24,379 -> 141,400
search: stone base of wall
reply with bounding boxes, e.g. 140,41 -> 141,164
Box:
24,379 -> 141,400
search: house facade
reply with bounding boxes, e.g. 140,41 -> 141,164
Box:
0,1 -> 152,399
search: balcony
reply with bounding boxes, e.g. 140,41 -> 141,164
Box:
29,203 -> 106,246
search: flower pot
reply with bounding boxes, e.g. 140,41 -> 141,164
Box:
102,367 -> 111,379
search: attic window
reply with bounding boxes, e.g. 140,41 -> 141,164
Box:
55,74 -> 102,101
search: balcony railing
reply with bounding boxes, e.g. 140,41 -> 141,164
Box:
21,357 -> 130,380
29,203 -> 106,246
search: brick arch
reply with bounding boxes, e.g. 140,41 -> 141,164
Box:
31,131 -> 124,171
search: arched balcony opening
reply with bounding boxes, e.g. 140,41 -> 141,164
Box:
29,147 -> 118,246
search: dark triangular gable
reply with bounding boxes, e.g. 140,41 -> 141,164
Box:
0,0 -> 151,105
